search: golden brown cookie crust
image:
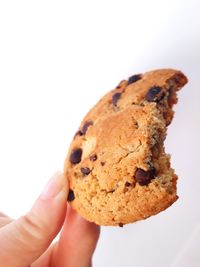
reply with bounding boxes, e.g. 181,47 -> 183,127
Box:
64,69 -> 188,226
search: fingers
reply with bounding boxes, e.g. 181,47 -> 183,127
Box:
31,245 -> 52,267
0,212 -> 13,228
0,212 -> 8,217
0,172 -> 68,267
51,206 -> 100,267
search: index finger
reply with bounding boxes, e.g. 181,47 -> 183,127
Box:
50,205 -> 100,267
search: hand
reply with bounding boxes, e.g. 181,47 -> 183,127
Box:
0,172 -> 100,267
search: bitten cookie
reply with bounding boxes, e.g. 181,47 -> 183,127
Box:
64,69 -> 188,226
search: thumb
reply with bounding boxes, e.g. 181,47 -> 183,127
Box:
0,172 -> 68,267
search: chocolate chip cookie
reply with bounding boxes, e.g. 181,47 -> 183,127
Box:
64,69 -> 188,226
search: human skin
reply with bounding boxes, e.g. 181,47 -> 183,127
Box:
0,172 -> 100,267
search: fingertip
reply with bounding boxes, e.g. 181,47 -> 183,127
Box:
73,208 -> 100,236
39,171 -> 68,200
62,206 -> 100,248
51,206 -> 100,266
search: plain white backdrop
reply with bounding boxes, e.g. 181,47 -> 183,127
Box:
0,1 -> 200,266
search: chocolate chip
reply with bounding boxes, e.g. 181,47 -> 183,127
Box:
150,166 -> 156,177
125,182 -> 131,187
89,154 -> 97,161
112,92 -> 121,106
74,121 -> 93,138
80,167 -> 91,176
74,130 -> 83,139
135,168 -> 156,186
67,190 -> 75,201
128,74 -> 141,85
100,161 -> 105,166
119,223 -> 124,227
70,148 -> 82,164
82,121 -> 93,135
145,86 -> 163,102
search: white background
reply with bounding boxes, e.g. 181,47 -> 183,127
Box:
0,1 -> 200,266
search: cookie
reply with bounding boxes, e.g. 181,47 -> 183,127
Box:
64,69 -> 188,226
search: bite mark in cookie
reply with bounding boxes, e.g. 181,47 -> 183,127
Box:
135,168 -> 156,186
